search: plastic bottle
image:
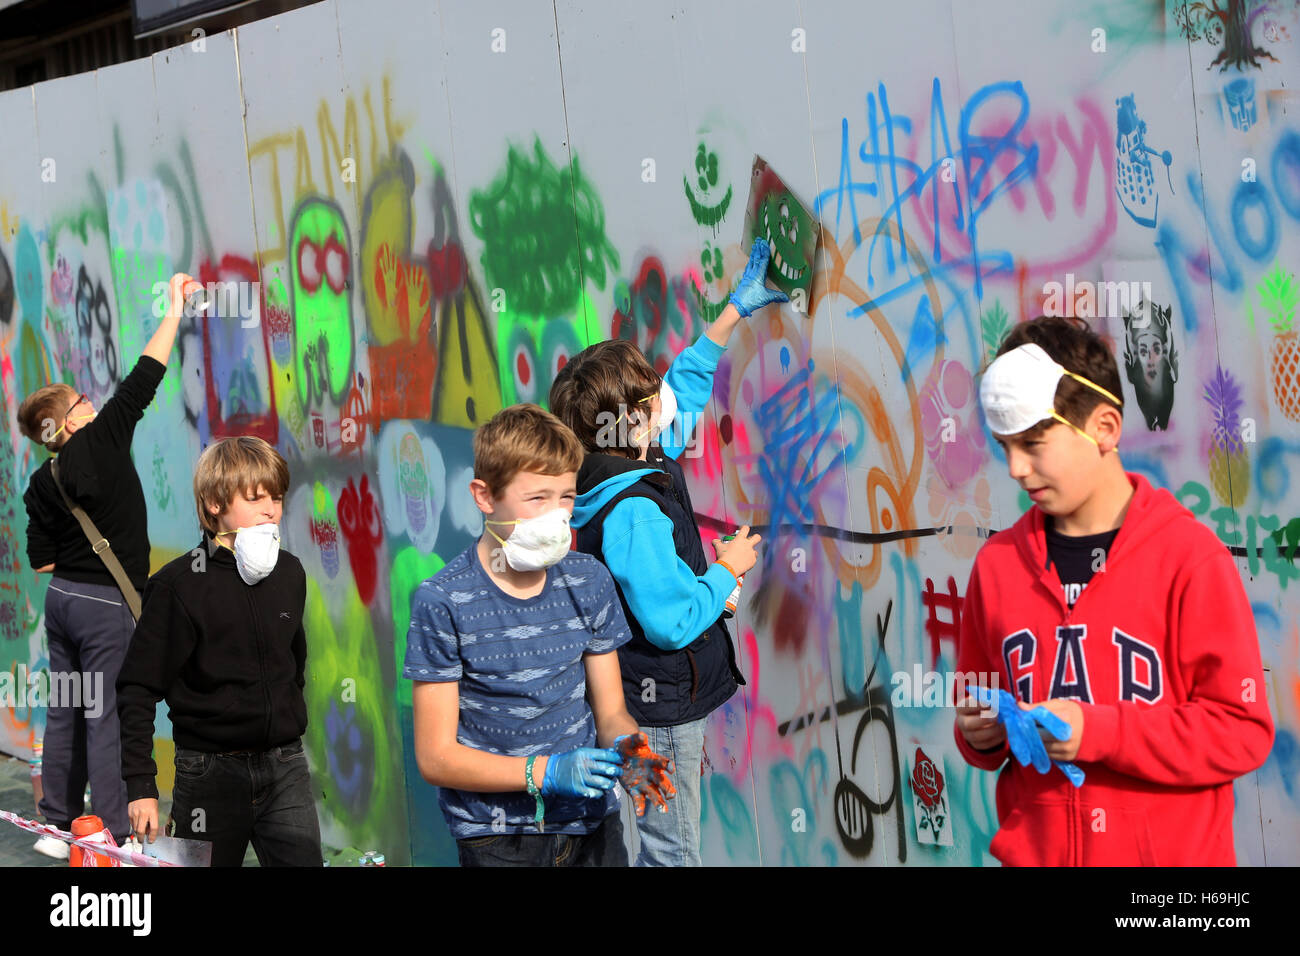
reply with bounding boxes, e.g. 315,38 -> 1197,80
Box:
30,741 -> 43,813
719,534 -> 744,618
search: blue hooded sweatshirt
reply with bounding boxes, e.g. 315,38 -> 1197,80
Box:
570,334 -> 738,651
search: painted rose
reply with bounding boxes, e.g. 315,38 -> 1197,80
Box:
910,746 -> 944,809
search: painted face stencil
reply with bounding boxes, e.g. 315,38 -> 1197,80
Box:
741,156 -> 821,307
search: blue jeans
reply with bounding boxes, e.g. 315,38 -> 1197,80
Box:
456,811 -> 627,867
633,717 -> 706,866
38,577 -> 134,840
170,740 -> 322,867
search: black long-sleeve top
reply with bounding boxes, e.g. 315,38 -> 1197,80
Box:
116,536 -> 309,801
23,356 -> 166,591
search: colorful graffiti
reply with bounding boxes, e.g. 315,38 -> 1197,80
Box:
0,0 -> 1297,869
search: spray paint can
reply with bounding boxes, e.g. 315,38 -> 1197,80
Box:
719,534 -> 744,619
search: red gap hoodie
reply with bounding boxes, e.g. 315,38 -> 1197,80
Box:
953,472 -> 1274,865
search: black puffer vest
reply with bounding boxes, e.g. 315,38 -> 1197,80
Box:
575,447 -> 744,726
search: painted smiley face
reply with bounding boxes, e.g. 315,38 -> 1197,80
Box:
759,193 -> 810,284
692,242 -> 730,324
684,142 -> 733,229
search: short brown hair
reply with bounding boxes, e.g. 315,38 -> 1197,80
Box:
17,384 -> 79,451
473,403 -> 583,498
548,339 -> 661,458
193,437 -> 290,535
992,315 -> 1124,435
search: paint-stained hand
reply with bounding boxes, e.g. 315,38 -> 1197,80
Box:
728,237 -> 790,317
615,733 -> 676,816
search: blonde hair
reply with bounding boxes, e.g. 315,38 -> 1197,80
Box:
473,404 -> 583,499
193,437 -> 290,535
17,384 -> 80,452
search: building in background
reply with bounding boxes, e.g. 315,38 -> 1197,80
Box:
0,0 -> 314,91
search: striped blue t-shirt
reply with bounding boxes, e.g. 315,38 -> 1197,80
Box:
403,545 -> 632,839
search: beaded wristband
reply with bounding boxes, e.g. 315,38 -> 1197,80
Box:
525,755 -> 544,832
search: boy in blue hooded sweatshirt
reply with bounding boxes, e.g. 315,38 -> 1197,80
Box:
548,239 -> 785,865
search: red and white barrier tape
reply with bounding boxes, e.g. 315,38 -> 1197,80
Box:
0,810 -> 175,867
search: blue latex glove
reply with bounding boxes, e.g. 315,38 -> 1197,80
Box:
541,747 -> 622,799
966,686 -> 1086,787
728,237 -> 791,317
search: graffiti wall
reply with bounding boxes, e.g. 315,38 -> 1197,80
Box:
1,0 -> 1297,865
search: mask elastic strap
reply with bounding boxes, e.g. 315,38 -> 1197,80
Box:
47,411 -> 93,444
1051,411 -> 1099,447
1061,370 -> 1123,408
608,395 -> 650,429
1053,369 -> 1121,449
483,518 -> 515,549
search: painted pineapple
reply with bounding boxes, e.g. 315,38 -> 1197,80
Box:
981,300 -> 1011,364
1260,262 -> 1300,421
1204,365 -> 1250,507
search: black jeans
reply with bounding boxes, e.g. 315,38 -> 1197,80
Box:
456,811 -> 627,867
170,740 -> 322,867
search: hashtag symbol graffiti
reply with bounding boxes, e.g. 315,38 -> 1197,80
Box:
921,575 -> 962,667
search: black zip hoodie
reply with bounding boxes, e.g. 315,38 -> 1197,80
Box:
117,533 -> 309,801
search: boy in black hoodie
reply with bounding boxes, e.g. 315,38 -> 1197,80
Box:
117,436 -> 321,866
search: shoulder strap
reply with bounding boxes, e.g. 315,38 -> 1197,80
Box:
49,457 -> 142,621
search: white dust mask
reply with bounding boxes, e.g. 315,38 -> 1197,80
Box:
654,381 -> 677,440
979,344 -> 1122,447
484,508 -> 571,572
219,523 -> 281,585
631,381 -> 678,446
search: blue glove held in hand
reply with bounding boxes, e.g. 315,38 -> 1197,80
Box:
966,686 -> 1085,787
729,237 -> 791,317
541,748 -> 623,799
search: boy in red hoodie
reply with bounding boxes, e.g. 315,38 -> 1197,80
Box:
954,315 -> 1274,865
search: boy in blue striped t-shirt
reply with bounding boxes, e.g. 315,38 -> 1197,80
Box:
404,404 -> 673,866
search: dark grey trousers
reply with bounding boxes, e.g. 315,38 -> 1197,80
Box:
37,576 -> 134,841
